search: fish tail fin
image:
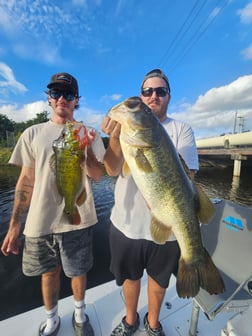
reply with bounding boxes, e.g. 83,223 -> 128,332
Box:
176,259 -> 200,298
71,208 -> 81,225
176,249 -> 225,298
199,249 -> 225,295
65,206 -> 81,225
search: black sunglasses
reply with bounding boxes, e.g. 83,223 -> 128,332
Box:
49,90 -> 76,101
141,87 -> 169,97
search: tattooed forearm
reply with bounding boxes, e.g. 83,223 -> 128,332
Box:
11,184 -> 34,226
8,166 -> 35,230
16,190 -> 30,202
12,191 -> 31,224
12,205 -> 28,224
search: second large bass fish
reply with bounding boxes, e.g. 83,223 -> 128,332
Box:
107,96 -> 225,298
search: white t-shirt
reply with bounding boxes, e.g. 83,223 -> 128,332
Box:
110,117 -> 199,242
9,120 -> 105,237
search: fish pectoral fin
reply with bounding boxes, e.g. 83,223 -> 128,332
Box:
122,162 -> 131,176
76,188 -> 87,206
135,148 -> 153,173
196,184 -> 215,224
150,216 -> 172,243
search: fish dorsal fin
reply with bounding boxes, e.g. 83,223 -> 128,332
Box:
135,148 -> 153,173
150,216 -> 172,243
178,153 -> 215,224
179,154 -> 191,178
49,154 -> 56,173
196,184 -> 215,224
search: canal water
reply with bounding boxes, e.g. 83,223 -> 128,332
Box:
0,164 -> 251,320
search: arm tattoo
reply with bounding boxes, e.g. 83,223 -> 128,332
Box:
16,190 -> 29,202
12,185 -> 33,224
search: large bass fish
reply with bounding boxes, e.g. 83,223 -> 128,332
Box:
107,96 -> 225,298
52,121 -> 88,225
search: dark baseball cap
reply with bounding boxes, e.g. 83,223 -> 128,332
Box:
141,69 -> 170,93
47,72 -> 79,96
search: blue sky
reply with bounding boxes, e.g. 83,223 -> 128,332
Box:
0,0 -> 252,139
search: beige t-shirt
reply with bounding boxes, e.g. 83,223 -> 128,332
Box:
9,120 -> 105,237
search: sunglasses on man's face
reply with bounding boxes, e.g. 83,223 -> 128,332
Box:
141,87 -> 169,97
49,90 -> 76,101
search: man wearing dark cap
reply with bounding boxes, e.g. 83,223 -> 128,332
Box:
102,69 -> 199,336
1,72 -> 105,336
47,72 -> 79,95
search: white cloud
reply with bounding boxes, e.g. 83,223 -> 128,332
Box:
100,94 -> 122,105
0,62 -> 27,95
241,44 -> 252,60
72,0 -> 87,6
13,41 -> 63,65
169,75 -> 252,138
0,2 -> 17,35
0,0 -> 93,64
237,2 -> 252,24
209,6 -> 221,20
0,100 -> 50,122
71,106 -> 105,131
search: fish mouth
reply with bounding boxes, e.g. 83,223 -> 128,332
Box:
124,96 -> 142,109
108,96 -> 142,114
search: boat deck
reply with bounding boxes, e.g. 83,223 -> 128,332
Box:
0,274 -> 240,336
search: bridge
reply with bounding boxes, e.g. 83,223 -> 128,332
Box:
196,131 -> 252,177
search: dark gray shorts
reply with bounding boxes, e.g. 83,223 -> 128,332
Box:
23,227 -> 93,278
109,223 -> 180,288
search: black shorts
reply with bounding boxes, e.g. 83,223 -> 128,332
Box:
109,223 -> 180,288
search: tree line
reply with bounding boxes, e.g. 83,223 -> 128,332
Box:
0,111 -> 49,147
0,112 -> 109,148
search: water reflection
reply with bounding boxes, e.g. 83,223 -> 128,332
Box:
229,175 -> 240,203
195,166 -> 252,208
0,166 -> 19,235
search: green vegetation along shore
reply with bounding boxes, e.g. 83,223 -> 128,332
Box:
0,148 -> 13,165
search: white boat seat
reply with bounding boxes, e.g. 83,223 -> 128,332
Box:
188,199 -> 252,336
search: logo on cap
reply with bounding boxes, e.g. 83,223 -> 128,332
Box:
56,74 -> 72,83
